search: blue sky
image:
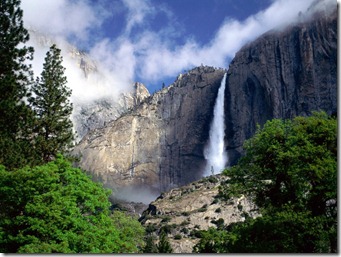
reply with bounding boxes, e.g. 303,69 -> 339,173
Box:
99,0 -> 272,46
21,0 -> 320,100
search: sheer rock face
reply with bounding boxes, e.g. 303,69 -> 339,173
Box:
224,7 -> 337,165
73,67 -> 226,196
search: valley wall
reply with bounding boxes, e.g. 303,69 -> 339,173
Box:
73,67 -> 226,198
73,4 -> 337,199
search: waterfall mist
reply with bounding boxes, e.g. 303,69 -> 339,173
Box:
203,73 -> 227,176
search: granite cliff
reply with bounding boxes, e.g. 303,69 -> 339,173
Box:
73,66 -> 226,201
73,2 -> 337,201
224,4 -> 337,165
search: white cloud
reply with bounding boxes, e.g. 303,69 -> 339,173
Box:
21,0 -> 334,106
121,0 -> 155,35
133,0 -> 318,84
21,0 -> 105,42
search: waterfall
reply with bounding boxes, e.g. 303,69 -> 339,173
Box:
204,73 -> 227,176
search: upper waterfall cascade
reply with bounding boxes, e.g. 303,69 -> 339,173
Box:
204,73 -> 228,176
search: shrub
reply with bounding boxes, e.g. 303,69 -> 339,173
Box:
161,216 -> 172,223
174,234 -> 182,240
180,227 -> 189,234
215,208 -> 222,213
198,207 -> 207,212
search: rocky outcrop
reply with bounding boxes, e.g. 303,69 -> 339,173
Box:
139,174 -> 258,253
73,82 -> 150,140
73,66 -> 226,198
224,4 -> 337,165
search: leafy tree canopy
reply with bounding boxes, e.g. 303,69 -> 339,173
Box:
194,111 -> 337,253
0,155 -> 145,253
221,111 -> 337,214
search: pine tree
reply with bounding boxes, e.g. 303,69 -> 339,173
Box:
157,231 -> 173,253
0,0 -> 35,169
143,235 -> 158,253
30,44 -> 74,163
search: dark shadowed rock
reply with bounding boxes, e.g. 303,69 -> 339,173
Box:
224,6 -> 337,165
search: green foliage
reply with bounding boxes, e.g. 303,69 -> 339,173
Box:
211,218 -> 225,229
223,112 -> 337,215
189,229 -> 203,238
195,209 -> 335,253
180,227 -> 189,234
215,207 -> 221,213
195,112 -> 337,253
160,224 -> 177,234
143,235 -> 158,253
180,220 -> 190,226
110,211 -> 145,253
161,216 -> 171,223
29,44 -> 74,163
192,227 -> 231,253
198,207 -> 207,212
0,0 -> 35,170
174,234 -> 182,240
0,155 -> 145,253
207,176 -> 218,183
145,223 -> 158,234
157,231 -> 173,253
0,1 -> 146,254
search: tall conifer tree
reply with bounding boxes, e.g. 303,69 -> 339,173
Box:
30,45 -> 74,163
0,0 -> 34,169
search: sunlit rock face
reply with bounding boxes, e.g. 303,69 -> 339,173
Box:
73,82 -> 150,140
224,4 -> 337,165
73,66 -> 226,200
139,174 -> 259,253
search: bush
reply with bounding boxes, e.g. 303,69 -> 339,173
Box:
237,204 -> 243,211
146,223 -> 158,234
198,206 -> 207,212
174,234 -> 182,240
215,208 -> 222,213
211,198 -> 219,204
190,230 -> 203,238
211,218 -> 224,229
180,227 -> 189,234
208,176 -> 218,183
161,216 -> 172,223
160,224 -> 176,234
180,220 -> 190,226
